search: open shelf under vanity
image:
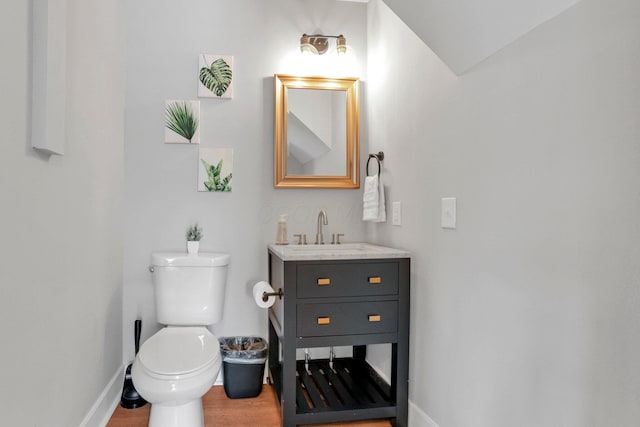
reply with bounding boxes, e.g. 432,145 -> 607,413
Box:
270,358 -> 396,420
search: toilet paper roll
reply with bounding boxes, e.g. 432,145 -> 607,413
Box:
253,281 -> 276,308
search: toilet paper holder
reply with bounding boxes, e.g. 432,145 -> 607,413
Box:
262,288 -> 284,302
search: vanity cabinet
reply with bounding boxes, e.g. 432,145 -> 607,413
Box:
267,245 -> 410,426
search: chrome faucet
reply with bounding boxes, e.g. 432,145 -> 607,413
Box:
315,210 -> 328,244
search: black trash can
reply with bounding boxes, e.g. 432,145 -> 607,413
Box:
219,336 -> 268,399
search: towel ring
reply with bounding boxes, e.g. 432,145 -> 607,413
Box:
366,152 -> 384,177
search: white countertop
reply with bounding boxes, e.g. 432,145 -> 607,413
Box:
268,242 -> 410,261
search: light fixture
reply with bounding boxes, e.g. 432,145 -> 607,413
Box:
300,34 -> 348,55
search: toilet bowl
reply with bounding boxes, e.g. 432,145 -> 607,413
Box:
132,327 -> 221,427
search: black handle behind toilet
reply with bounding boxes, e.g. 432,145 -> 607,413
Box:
120,319 -> 147,409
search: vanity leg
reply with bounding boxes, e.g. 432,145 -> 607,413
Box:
280,343 -> 296,427
267,316 -> 278,386
390,343 -> 409,427
280,337 -> 297,426
393,258 -> 411,427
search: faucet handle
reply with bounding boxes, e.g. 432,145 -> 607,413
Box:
293,233 -> 307,245
331,233 -> 344,244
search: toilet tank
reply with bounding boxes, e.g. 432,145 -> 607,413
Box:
150,252 -> 230,325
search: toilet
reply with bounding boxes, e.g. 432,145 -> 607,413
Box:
132,252 -> 230,427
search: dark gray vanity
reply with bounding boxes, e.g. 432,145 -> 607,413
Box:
267,243 -> 410,426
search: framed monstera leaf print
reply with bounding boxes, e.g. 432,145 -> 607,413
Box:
198,54 -> 233,99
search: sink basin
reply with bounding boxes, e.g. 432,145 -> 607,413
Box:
268,242 -> 409,261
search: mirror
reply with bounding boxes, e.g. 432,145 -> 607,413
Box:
274,74 -> 360,188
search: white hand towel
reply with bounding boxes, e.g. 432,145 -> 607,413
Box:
375,175 -> 386,222
362,175 -> 379,221
363,174 -> 386,222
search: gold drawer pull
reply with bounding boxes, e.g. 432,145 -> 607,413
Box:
368,314 -> 381,322
368,276 -> 382,284
317,278 -> 331,286
317,317 -> 331,325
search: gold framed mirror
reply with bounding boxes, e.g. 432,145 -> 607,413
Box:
274,74 -> 360,188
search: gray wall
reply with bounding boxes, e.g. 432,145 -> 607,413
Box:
0,0 -> 125,425
367,0 -> 640,426
123,0 -> 368,362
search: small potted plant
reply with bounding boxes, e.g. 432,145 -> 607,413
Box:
186,224 -> 202,255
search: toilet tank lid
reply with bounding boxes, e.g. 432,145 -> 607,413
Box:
151,252 -> 230,267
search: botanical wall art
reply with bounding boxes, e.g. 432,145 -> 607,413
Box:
198,147 -> 233,192
198,54 -> 233,99
165,100 -> 200,144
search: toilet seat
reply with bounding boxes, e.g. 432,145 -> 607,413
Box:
138,327 -> 220,379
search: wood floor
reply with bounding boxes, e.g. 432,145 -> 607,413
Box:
107,385 -> 392,427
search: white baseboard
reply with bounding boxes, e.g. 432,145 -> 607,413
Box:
79,364 -> 125,427
409,400 -> 441,427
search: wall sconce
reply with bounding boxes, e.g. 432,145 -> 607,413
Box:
300,34 -> 348,55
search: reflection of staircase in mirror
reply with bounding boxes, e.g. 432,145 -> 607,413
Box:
287,112 -> 330,166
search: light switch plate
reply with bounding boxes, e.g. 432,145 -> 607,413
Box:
441,197 -> 456,229
392,201 -> 401,226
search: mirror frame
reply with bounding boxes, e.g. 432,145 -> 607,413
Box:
274,74 -> 360,189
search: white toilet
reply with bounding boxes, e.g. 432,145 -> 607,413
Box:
132,252 -> 230,427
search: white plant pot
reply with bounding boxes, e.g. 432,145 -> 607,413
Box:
187,241 -> 199,255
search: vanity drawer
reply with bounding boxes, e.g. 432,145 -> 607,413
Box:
297,301 -> 398,337
297,262 -> 398,298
